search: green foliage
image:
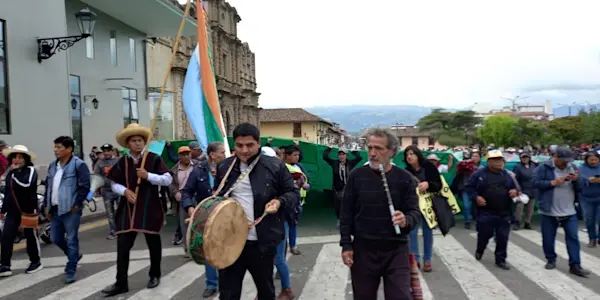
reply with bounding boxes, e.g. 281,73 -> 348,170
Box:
547,116 -> 582,145
476,115 -> 518,146
416,109 -> 481,147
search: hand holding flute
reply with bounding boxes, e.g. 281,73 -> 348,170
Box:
379,164 -> 403,234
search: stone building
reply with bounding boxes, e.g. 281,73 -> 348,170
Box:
145,0 -> 260,141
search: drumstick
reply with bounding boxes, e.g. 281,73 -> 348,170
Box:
379,164 -> 401,235
134,0 -> 193,197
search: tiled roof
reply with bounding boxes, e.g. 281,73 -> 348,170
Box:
260,108 -> 331,124
389,127 -> 431,137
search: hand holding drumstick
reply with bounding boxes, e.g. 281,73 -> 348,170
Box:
247,199 -> 281,229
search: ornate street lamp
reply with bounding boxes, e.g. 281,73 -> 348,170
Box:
71,98 -> 77,110
91,98 -> 99,109
37,8 -> 96,63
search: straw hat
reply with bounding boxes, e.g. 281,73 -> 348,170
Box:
116,123 -> 152,148
2,145 -> 37,161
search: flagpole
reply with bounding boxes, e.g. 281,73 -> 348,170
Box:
135,0 -> 193,196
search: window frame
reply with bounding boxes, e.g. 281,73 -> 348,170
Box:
110,30 -> 117,66
122,87 -> 139,125
411,136 -> 419,145
69,74 -> 84,158
129,37 -> 136,71
293,122 -> 302,138
0,18 -> 10,134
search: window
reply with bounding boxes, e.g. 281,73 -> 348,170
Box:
0,19 -> 9,133
222,53 -> 227,77
293,122 -> 302,138
129,38 -> 136,71
411,137 -> 418,145
122,87 -> 138,125
85,34 -> 94,59
69,75 -> 83,158
148,89 -> 174,141
109,30 -> 117,65
428,137 -> 435,146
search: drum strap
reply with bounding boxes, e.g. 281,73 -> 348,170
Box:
214,154 -> 261,198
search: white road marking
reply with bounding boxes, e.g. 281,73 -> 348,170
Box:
0,266 -> 64,298
127,261 -> 205,299
298,244 -> 349,300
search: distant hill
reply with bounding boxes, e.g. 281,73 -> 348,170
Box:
306,104 -> 600,133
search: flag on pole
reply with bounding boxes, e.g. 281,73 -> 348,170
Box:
182,0 -> 230,155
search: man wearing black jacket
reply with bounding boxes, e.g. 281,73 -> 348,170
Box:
323,146 -> 362,225
340,128 -> 420,300
215,123 -> 297,300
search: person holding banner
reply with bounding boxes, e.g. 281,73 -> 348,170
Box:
465,150 -> 518,270
404,145 -> 442,272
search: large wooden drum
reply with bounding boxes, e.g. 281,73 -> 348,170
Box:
185,196 -> 249,269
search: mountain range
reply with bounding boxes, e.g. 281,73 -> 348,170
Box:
305,104 -> 599,133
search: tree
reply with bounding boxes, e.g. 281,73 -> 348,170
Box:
476,115 -> 517,147
547,116 -> 582,145
416,109 -> 481,146
512,118 -> 547,146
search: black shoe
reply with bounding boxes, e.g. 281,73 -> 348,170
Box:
475,251 -> 483,261
511,223 -> 520,231
569,265 -> 590,277
203,288 -> 218,298
0,265 -> 12,277
26,262 -> 43,274
524,223 -> 532,230
465,223 -> 471,230
172,237 -> 183,245
102,284 -> 129,297
545,262 -> 556,270
147,277 -> 160,289
496,262 -> 510,270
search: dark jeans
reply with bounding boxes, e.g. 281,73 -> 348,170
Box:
334,189 -> 344,219
50,206 -> 81,275
350,239 -> 412,300
1,214 -> 40,266
116,231 -> 162,286
540,214 -> 580,266
476,212 -> 510,264
219,242 -> 276,300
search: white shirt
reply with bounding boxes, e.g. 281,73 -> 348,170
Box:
51,163 -> 64,206
437,164 -> 449,173
232,162 -> 258,241
110,152 -> 173,195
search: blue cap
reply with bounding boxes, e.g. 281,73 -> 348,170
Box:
554,147 -> 574,163
188,141 -> 201,150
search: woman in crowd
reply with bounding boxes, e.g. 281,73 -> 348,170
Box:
404,145 -> 442,272
0,145 -> 42,277
451,151 -> 482,229
512,152 -> 538,230
578,150 -> 600,247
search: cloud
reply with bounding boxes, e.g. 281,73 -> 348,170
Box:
219,0 -> 600,109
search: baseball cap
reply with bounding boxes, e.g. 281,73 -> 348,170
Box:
188,141 -> 201,150
555,147 -> 574,162
338,148 -> 348,154
178,146 -> 192,154
487,149 -> 504,159
100,143 -> 113,150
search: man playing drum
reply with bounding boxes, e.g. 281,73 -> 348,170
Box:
101,124 -> 173,297
215,123 -> 297,300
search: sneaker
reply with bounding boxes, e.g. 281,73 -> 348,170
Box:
65,272 -> 76,284
26,262 -> 43,274
0,265 -> 12,277
106,232 -> 116,240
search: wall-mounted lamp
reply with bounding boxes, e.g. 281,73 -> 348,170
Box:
37,8 -> 96,63
71,98 -> 77,110
91,98 -> 99,109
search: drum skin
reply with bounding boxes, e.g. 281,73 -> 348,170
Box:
186,196 -> 249,269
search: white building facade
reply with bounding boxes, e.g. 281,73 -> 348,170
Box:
0,0 -> 196,163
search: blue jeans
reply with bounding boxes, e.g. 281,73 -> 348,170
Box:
50,208 -> 82,274
540,214 -> 581,266
462,191 -> 472,223
205,264 -> 219,290
275,222 -> 291,289
409,216 -> 433,262
581,200 -> 600,241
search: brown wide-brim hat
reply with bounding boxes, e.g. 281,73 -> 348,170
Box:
3,145 -> 37,161
116,124 -> 152,148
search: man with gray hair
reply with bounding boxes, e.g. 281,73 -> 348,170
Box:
340,128 -> 421,299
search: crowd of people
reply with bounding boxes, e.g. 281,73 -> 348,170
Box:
1,122 -> 599,299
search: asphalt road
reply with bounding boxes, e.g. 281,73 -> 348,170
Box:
2,214 -> 600,300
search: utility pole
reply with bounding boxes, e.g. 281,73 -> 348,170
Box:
500,95 -> 530,112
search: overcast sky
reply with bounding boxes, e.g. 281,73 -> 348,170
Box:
185,0 -> 600,109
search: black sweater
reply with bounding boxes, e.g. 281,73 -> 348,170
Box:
339,165 -> 421,251
1,166 -> 39,214
405,160 -> 443,193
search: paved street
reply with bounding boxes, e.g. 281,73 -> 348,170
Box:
2,214 -> 600,299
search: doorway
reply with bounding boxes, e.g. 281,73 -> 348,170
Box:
69,75 -> 84,158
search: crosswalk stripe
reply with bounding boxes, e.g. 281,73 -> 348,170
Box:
434,235 -> 518,299
0,267 -> 64,298
128,261 -> 205,300
471,233 -> 598,300
11,247 -> 184,270
418,270 -> 434,300
39,260 -> 149,300
298,244 -> 348,299
513,230 -> 600,275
